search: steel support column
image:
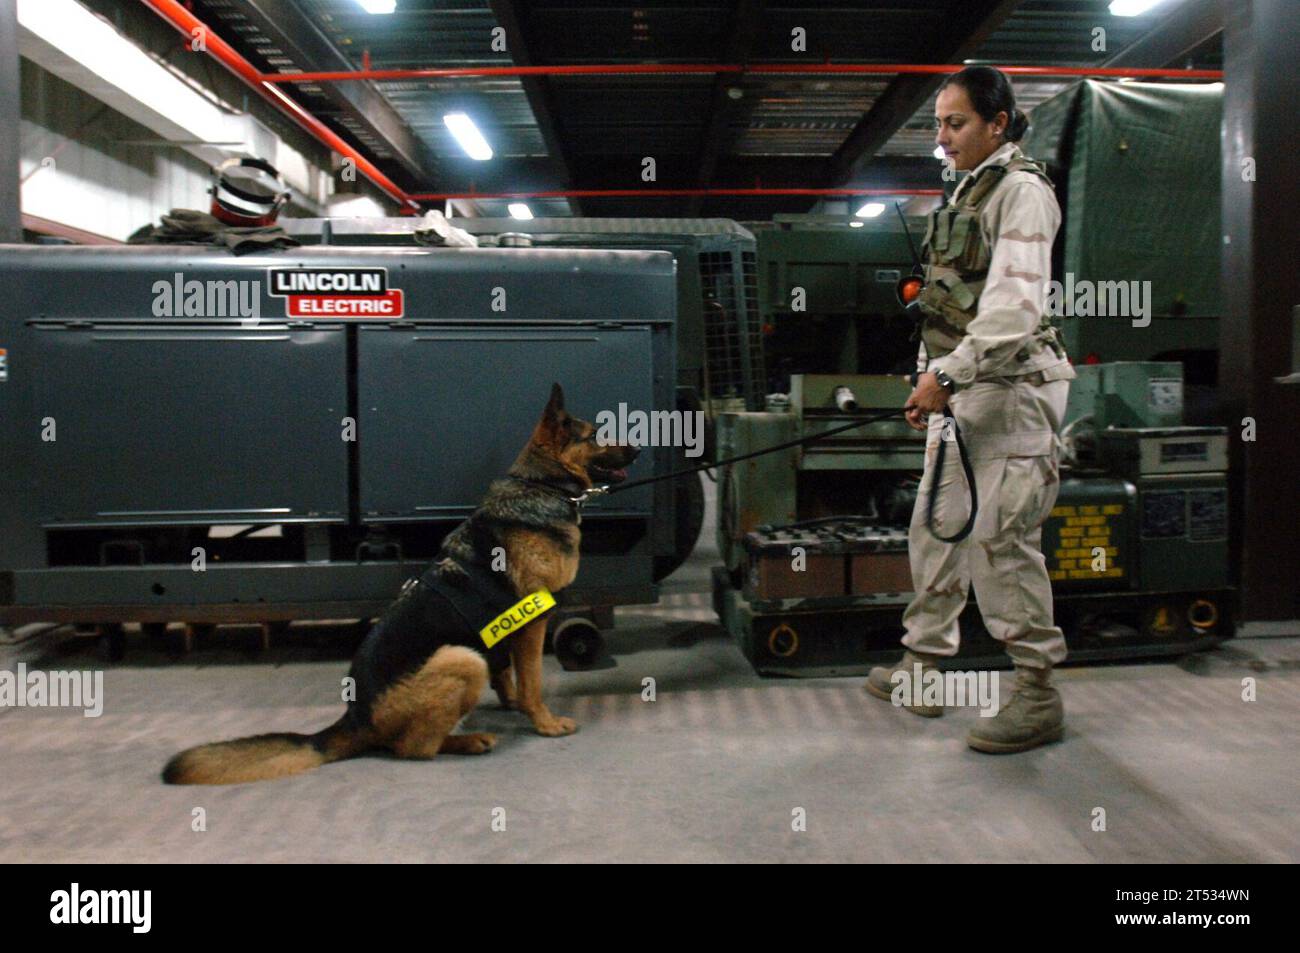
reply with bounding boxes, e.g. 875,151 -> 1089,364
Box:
1219,0 -> 1300,620
0,0 -> 22,242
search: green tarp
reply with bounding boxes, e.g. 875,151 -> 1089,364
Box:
1021,80 -> 1223,322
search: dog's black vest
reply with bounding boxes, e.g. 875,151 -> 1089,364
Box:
345,559 -> 542,724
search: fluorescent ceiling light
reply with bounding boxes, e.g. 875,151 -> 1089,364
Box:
508,203 -> 533,220
849,221 -> 864,228
1109,0 -> 1168,16
443,112 -> 493,161
855,202 -> 886,218
355,0 -> 397,13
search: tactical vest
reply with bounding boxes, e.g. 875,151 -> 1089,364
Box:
917,150 -> 1066,365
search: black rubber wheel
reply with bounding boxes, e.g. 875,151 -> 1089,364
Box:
553,618 -> 605,671
654,467 -> 706,582
99,623 -> 126,662
186,623 -> 216,652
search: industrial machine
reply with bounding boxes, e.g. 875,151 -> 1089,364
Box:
713,362 -> 1233,676
0,243 -> 676,665
745,212 -> 929,390
284,215 -> 767,579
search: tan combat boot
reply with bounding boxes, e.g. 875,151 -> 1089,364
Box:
966,665 -> 1064,753
864,649 -> 946,717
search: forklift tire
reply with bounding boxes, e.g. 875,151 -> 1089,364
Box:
654,468 -> 706,582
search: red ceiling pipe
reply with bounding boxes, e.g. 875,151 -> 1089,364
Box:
267,63 -> 1224,84
138,0 -> 419,211
407,188 -> 946,200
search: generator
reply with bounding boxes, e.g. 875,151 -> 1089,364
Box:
713,363 -> 1234,676
284,215 -> 766,578
285,216 -> 765,414
0,242 -> 676,665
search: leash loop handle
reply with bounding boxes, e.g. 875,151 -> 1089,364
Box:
925,407 -> 978,543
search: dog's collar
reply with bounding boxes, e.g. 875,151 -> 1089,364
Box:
507,476 -> 610,508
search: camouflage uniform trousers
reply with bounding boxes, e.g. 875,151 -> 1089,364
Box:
901,376 -> 1071,669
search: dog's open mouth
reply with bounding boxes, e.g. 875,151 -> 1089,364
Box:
589,463 -> 629,484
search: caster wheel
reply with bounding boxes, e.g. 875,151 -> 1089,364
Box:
254,621 -> 290,653
552,617 -> 605,671
144,622 -> 184,656
184,623 -> 215,653
99,623 -> 126,662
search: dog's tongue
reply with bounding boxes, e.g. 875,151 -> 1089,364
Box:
610,468 -> 627,480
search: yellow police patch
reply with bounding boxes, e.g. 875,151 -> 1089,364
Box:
480,588 -> 557,649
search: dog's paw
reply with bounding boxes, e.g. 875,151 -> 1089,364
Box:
442,732 -> 498,755
533,716 -> 578,737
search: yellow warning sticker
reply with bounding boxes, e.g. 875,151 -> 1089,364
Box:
1047,504 -> 1125,581
480,589 -> 556,649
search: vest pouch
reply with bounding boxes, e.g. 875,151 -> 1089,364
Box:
935,274 -> 977,311
929,209 -> 954,259
934,210 -> 965,263
949,211 -> 992,273
918,276 -> 978,356
922,209 -> 938,253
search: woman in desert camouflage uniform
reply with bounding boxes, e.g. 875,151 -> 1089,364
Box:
865,67 -> 1076,754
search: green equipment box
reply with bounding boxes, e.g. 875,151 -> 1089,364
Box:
1066,361 -> 1185,429
1043,478 -> 1136,591
1136,473 -> 1230,593
1097,426 -> 1228,479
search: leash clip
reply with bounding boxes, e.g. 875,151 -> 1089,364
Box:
569,484 -> 611,505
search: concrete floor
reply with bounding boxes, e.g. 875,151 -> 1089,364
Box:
2,486 -> 1297,863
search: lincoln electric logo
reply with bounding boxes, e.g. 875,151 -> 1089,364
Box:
268,267 -> 404,318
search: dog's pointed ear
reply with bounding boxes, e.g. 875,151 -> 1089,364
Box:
540,382 -> 564,424
536,382 -> 567,443
546,382 -> 565,413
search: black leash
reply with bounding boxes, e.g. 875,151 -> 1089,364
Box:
607,409 -> 907,493
923,407 -> 978,543
578,395 -> 978,544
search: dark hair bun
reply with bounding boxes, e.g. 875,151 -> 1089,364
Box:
1006,108 -> 1029,142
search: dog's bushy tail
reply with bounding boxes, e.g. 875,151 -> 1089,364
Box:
162,715 -> 370,785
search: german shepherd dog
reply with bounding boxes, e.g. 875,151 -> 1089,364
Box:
163,383 -> 639,785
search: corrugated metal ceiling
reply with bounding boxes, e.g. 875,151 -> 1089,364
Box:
187,0 -> 1223,218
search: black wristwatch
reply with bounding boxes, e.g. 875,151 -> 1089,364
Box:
933,369 -> 957,393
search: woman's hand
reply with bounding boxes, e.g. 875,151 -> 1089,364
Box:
903,372 -> 951,431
